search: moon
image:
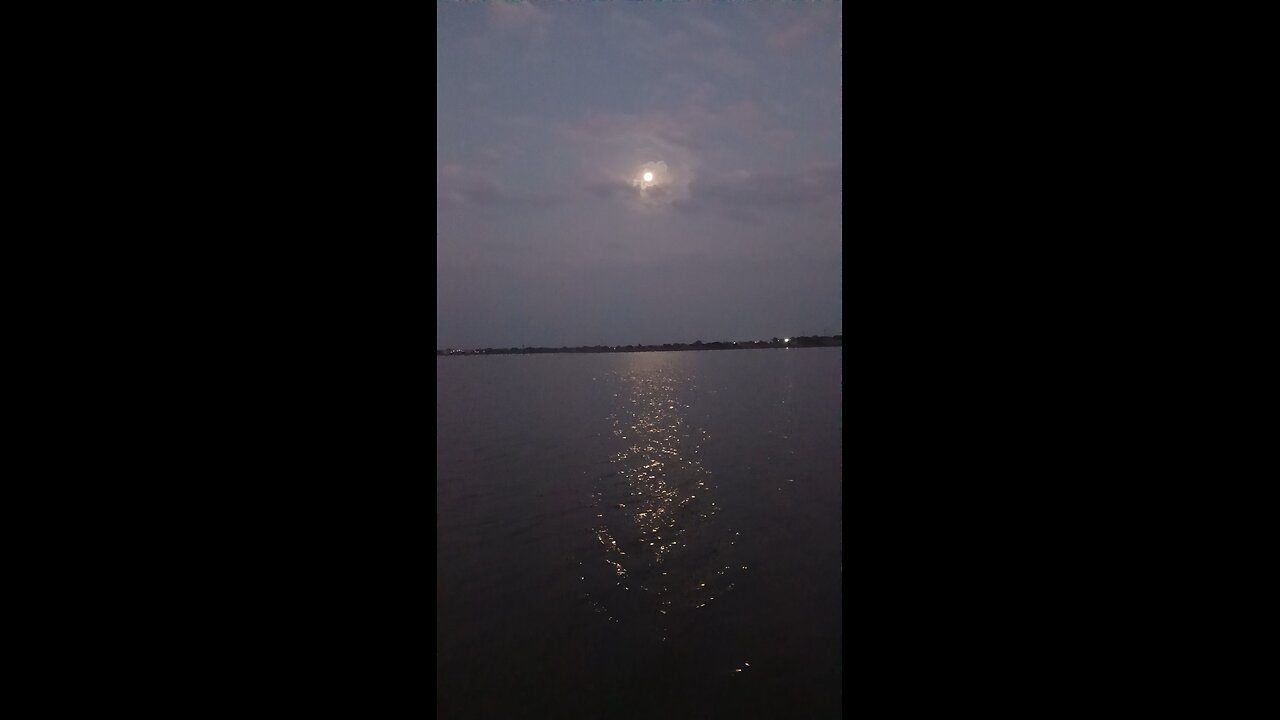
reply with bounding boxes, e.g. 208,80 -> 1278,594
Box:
643,171 -> 654,183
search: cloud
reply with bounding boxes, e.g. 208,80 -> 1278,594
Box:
585,178 -> 632,199
583,165 -> 677,209
562,93 -> 824,214
487,0 -> 550,33
676,165 -> 841,217
690,45 -> 752,80
607,8 -> 656,36
764,3 -> 841,53
562,109 -> 697,209
486,0 -> 551,49
685,16 -> 730,42
438,165 -> 560,209
451,178 -> 502,206
632,161 -> 671,189
572,110 -> 694,152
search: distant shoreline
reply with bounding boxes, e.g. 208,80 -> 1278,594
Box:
437,335 -> 842,356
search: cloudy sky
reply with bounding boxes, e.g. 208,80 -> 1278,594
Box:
437,1 -> 842,349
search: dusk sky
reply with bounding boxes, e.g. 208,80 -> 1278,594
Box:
437,1 -> 842,349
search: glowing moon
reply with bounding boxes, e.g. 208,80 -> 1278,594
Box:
629,160 -> 674,199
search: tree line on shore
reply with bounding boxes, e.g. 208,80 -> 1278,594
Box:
437,335 -> 842,356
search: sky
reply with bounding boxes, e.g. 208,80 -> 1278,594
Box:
437,0 -> 842,349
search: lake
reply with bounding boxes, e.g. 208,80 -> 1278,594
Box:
437,348 -> 842,719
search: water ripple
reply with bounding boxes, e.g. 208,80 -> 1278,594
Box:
581,358 -> 743,638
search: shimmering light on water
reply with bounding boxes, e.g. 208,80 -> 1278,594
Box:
437,349 -> 842,719
581,355 -> 743,631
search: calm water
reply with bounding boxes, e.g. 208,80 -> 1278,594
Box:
437,349 -> 842,719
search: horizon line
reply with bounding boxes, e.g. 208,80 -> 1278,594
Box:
437,334 -> 842,355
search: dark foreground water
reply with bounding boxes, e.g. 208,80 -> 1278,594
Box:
437,349 -> 842,719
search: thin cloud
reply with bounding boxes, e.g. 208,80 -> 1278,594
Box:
676,165 -> 841,216
607,8 -> 656,36
769,17 -> 818,52
439,169 -> 561,209
685,16 -> 730,42
562,109 -> 697,208
584,178 -> 632,199
487,0 -> 550,35
584,172 -> 676,209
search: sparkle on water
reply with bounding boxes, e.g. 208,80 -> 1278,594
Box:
583,355 -> 744,646
436,348 -> 843,718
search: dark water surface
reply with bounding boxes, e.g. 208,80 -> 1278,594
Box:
437,349 -> 841,719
